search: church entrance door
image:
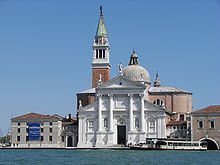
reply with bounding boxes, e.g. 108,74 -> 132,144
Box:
117,126 -> 126,145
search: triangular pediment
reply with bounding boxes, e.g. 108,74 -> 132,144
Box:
97,75 -> 146,89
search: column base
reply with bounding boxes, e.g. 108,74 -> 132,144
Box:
127,131 -> 138,145
139,132 -> 146,143
77,142 -> 86,147
95,132 -> 104,147
106,131 -> 114,146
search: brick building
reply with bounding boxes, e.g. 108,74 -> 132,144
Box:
191,105 -> 220,150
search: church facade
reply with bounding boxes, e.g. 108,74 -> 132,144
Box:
77,7 -> 192,147
77,75 -> 167,147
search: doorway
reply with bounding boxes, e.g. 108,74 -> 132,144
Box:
201,139 -> 219,150
117,126 -> 126,145
67,136 -> 73,147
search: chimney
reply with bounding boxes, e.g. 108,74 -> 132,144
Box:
68,114 -> 71,119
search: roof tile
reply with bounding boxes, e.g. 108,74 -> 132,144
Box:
191,105 -> 220,114
12,113 -> 61,120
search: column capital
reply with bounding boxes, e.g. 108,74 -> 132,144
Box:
128,94 -> 134,97
139,94 -> 144,98
108,94 -> 114,97
97,94 -> 103,98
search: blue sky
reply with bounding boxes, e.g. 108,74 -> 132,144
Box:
0,0 -> 219,136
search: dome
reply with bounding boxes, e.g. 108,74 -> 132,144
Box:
122,51 -> 151,84
123,65 -> 151,83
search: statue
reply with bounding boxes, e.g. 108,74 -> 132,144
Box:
118,63 -> 123,75
99,74 -> 102,81
97,74 -> 103,85
79,100 -> 82,109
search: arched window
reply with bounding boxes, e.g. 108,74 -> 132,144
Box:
153,99 -> 164,107
103,50 -> 105,58
96,50 -> 98,58
99,49 -> 102,58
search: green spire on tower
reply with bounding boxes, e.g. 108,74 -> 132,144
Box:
96,6 -> 108,37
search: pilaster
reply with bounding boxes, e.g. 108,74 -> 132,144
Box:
97,94 -> 102,132
95,132 -> 104,147
77,117 -> 86,147
128,94 -> 134,132
108,94 -> 114,132
140,94 -> 145,133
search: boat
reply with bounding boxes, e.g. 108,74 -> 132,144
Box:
130,138 -> 207,150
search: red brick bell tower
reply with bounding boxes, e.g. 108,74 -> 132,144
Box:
92,6 -> 110,88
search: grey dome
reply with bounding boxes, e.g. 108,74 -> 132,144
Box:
123,65 -> 151,84
122,51 -> 151,84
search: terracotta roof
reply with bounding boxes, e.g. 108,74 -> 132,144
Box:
12,113 -> 61,120
62,121 -> 77,126
166,120 -> 186,126
191,105 -> 220,114
149,87 -> 192,94
52,114 -> 64,119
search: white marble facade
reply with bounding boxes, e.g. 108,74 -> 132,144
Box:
77,75 -> 166,147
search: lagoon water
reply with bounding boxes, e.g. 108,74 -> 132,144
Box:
0,149 -> 219,165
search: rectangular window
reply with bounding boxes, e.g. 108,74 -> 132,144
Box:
17,136 -> 20,141
41,136 -> 44,141
104,118 -> 108,128
149,120 -> 155,132
99,49 -> 102,58
62,136 -> 65,142
198,120 -> 203,129
210,120 -> 215,129
18,122 -> 20,126
96,50 -> 98,58
26,136 -> 29,141
135,118 -> 139,128
87,121 -> 94,132
50,122 -> 53,126
50,128 -> 52,133
103,50 -> 105,58
180,114 -> 184,121
49,136 -> 52,141
88,121 -> 93,128
41,128 -> 44,132
18,128 -> 20,133
26,128 -> 29,132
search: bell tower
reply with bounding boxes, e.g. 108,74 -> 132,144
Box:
92,6 -> 110,88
